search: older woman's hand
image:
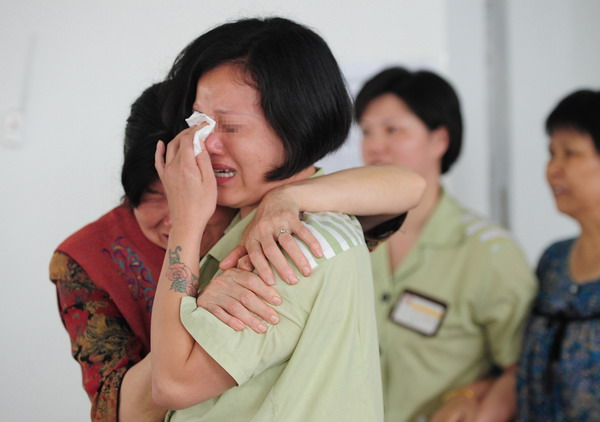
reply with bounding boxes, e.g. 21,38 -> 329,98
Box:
197,268 -> 281,333
219,187 -> 323,285
155,126 -> 217,229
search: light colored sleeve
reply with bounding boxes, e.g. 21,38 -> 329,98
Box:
179,248 -> 333,386
474,238 -> 538,367
179,292 -> 304,385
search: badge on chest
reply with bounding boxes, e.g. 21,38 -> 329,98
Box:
389,290 -> 448,336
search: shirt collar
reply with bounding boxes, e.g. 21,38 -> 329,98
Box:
419,188 -> 466,247
207,210 -> 255,263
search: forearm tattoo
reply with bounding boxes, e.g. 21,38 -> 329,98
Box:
166,246 -> 199,297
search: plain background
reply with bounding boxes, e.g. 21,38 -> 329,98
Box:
1,0 -> 598,420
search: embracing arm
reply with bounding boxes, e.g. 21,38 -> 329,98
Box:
275,164 -> 424,220
220,165 -> 425,284
150,239 -> 235,409
119,354 -> 167,421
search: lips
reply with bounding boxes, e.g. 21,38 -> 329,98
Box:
212,163 -> 237,185
214,169 -> 237,178
550,185 -> 568,196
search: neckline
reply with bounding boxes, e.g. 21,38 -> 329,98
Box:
563,238 -> 600,287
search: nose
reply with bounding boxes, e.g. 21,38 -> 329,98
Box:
204,131 -> 224,155
546,155 -> 563,180
362,132 -> 387,160
162,209 -> 172,228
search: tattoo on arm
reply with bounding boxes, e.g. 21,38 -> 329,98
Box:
166,246 -> 199,297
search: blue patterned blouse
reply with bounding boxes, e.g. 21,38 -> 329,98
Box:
517,238 -> 600,421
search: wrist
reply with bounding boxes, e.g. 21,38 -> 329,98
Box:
266,184 -> 293,202
169,221 -> 206,242
262,185 -> 301,215
442,388 -> 477,403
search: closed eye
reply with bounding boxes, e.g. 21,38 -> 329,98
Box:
221,124 -> 241,134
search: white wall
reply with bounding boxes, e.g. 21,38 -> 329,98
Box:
445,0 -> 490,217
1,0 -> 598,420
0,1 -> 446,420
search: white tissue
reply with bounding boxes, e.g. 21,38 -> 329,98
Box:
185,112 -> 216,156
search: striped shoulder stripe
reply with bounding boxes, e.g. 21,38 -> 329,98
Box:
290,212 -> 365,269
303,224 -> 336,259
465,219 -> 490,236
294,237 -> 319,269
461,213 -> 511,244
479,227 -> 510,243
307,212 -> 364,248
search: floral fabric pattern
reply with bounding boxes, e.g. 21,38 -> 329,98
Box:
102,236 -> 156,312
50,251 -> 148,422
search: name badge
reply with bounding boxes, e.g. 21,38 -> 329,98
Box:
390,290 -> 447,336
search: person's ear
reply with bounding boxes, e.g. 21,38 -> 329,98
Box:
431,126 -> 450,160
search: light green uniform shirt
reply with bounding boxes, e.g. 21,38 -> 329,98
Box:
167,208 -> 384,422
371,191 -> 536,422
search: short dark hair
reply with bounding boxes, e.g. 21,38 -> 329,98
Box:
161,17 -> 352,180
121,82 -> 173,207
354,67 -> 463,174
545,89 -> 600,153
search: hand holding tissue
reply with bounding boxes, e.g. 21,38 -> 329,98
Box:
185,112 -> 216,156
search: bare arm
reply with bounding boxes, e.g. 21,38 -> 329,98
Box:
151,130 -> 235,409
475,366 -> 517,422
220,165 -> 426,284
275,164 -> 425,217
431,366 -> 516,422
430,378 -> 493,422
205,165 -> 425,330
119,354 -> 167,421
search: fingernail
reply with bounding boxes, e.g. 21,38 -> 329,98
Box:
272,296 -> 282,305
270,315 -> 279,324
315,249 -> 323,258
302,266 -> 311,277
258,323 -> 267,333
288,274 -> 299,284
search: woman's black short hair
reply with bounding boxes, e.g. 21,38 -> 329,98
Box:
121,82 -> 173,207
161,17 -> 352,180
354,67 -> 463,174
545,89 -> 600,153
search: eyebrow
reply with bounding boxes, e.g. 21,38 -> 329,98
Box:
192,104 -> 261,118
361,116 -> 403,125
216,108 -> 260,117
